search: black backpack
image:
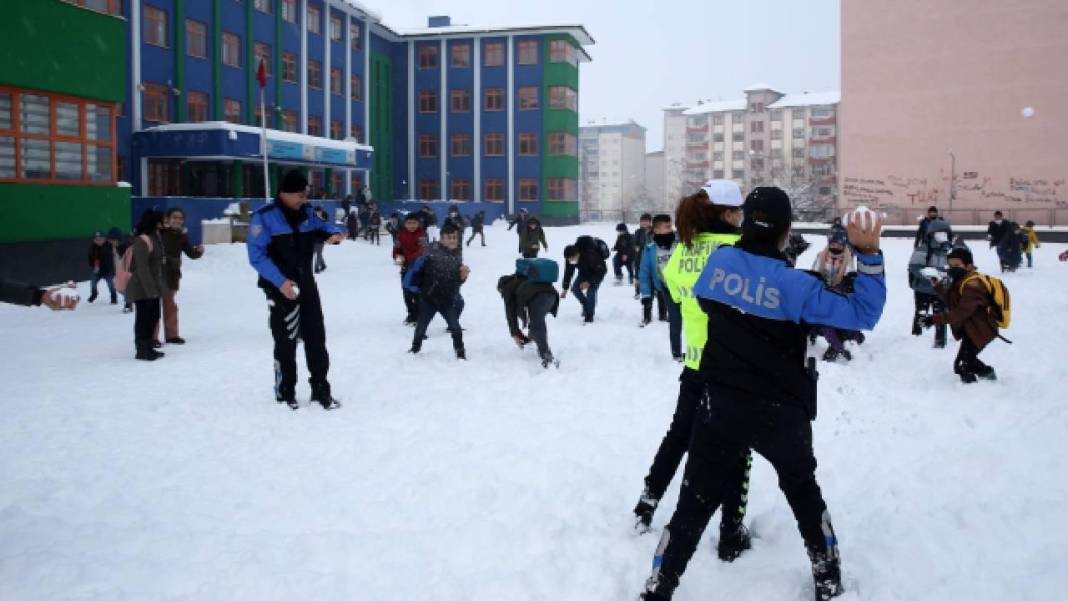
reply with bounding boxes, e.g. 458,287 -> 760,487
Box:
594,238 -> 610,260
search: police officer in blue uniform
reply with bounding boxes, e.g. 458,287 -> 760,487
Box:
641,188 -> 886,601
247,170 -> 345,410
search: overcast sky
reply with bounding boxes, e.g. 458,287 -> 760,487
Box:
377,0 -> 841,152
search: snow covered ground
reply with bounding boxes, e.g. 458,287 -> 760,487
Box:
2,221 -> 1066,601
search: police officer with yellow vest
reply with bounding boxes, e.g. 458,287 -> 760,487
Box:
633,180 -> 754,562
641,188 -> 886,601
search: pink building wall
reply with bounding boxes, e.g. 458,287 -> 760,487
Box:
839,0 -> 1068,224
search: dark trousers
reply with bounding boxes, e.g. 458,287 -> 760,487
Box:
571,276 -> 601,320
642,290 -> 670,322
613,253 -> 634,281
819,326 -> 863,352
526,292 -> 556,360
647,399 -> 836,597
369,228 -> 380,245
521,248 -> 540,259
413,296 -> 464,351
467,228 -> 485,246
667,299 -> 683,357
265,286 -> 330,400
954,337 -> 989,375
643,369 -> 752,522
914,292 -> 946,346
400,268 -> 419,322
133,298 -> 161,351
313,243 -> 326,273
90,273 -> 116,302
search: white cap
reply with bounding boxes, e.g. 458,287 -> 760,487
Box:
700,179 -> 744,207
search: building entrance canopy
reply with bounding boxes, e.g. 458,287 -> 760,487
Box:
133,122 -> 374,170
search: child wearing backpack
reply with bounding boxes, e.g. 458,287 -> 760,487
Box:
498,258 -> 560,368
561,235 -> 609,324
923,247 -> 1006,383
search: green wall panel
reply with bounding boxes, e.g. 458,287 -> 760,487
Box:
369,51 -> 393,201
0,184 -> 131,243
0,0 -> 125,102
541,34 -> 581,205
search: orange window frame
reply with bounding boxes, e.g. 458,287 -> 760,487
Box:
484,133 -> 504,156
0,86 -> 118,186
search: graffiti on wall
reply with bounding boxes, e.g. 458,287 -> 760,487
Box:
843,172 -> 1067,208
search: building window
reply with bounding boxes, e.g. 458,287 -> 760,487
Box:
419,179 -> 439,201
483,42 -> 504,67
751,158 -> 765,170
549,39 -> 578,66
712,151 -> 724,162
350,23 -> 361,50
325,120 -> 339,139
254,103 -> 267,126
519,179 -> 538,201
713,169 -> 724,179
450,134 -> 471,157
518,133 -> 538,156
0,89 -> 117,184
732,150 -> 745,161
282,52 -> 297,82
547,177 -> 576,201
330,16 -> 342,41
750,102 -> 764,113
548,86 -> 577,111
770,110 -> 782,122
282,110 -> 298,132
254,0 -> 271,13
450,178 -> 470,201
143,83 -> 169,122
484,88 -> 504,111
282,0 -> 296,23
547,132 -> 577,156
186,91 -> 209,122
255,42 -> 271,76
224,98 -> 241,123
517,40 -> 538,65
62,0 -> 123,16
222,32 -> 240,68
351,75 -> 361,101
484,133 -> 505,156
419,46 -> 438,69
451,44 -> 471,68
351,124 -> 363,141
484,178 -> 505,202
518,86 -> 539,110
731,169 -> 744,179
418,91 -> 438,113
330,68 -> 342,95
186,19 -> 207,58
307,6 -> 320,34
713,114 -> 724,126
713,132 -> 724,142
419,135 -> 438,158
308,116 -> 322,136
450,90 -> 471,113
732,132 -> 744,142
143,5 -> 167,47
750,121 -> 764,133
308,59 -> 322,88
751,140 -> 764,152
792,147 -> 805,159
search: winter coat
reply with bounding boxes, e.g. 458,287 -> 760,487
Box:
392,227 -> 428,266
613,232 -> 634,258
160,227 -> 203,291
403,242 -> 465,305
561,235 -> 608,290
519,222 -> 548,254
997,230 -> 1025,264
914,217 -> 954,248
694,240 -> 886,416
1023,227 -> 1040,253
471,213 -> 485,231
632,227 -> 650,268
88,243 -> 116,277
638,234 -> 678,298
987,220 -> 1010,248
507,213 -> 528,234
0,278 -> 42,307
934,275 -> 998,349
443,213 -> 466,233
370,211 -> 382,227
247,202 -> 343,290
498,274 -> 559,337
125,233 -> 165,302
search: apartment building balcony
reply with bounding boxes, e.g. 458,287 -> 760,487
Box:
687,160 -> 710,169
686,143 -> 709,152
808,156 -> 836,165
810,115 -> 837,127
810,136 -> 836,145
686,125 -> 710,134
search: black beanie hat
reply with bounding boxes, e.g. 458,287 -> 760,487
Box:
279,170 -> 308,194
743,187 -> 793,231
948,247 -> 974,265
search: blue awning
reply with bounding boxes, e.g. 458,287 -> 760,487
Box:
132,122 -> 373,170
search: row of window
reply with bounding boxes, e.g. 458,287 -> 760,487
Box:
0,88 -> 116,185
414,177 -> 576,202
417,86 -> 575,114
417,39 -> 575,69
61,0 -> 121,16
416,132 -> 575,158
144,4 -> 363,52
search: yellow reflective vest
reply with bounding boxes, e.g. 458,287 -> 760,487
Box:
664,232 -> 741,370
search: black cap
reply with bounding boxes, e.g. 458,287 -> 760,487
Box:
743,187 -> 793,231
279,170 -> 308,194
948,247 -> 974,265
927,205 -> 938,213
616,223 -> 627,231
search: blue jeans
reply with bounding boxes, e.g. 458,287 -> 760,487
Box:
413,296 -> 464,350
571,276 -> 601,320
91,273 -> 116,301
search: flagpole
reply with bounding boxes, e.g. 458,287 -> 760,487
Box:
258,59 -> 270,203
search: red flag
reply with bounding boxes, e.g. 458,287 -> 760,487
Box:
256,59 -> 266,89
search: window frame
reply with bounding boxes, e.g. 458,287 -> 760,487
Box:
308,59 -> 322,89
143,82 -> 169,123
450,89 -> 471,113
483,42 -> 504,67
450,133 -> 472,157
418,90 -> 438,114
306,5 -> 321,35
518,178 -> 539,201
484,132 -> 505,157
186,90 -> 209,123
548,86 -> 577,111
548,39 -> 577,66
222,32 -> 241,68
307,115 -> 323,136
330,119 -> 342,140
282,0 -> 297,23
254,0 -> 271,14
329,15 -> 342,41
254,42 -> 271,77
546,177 -> 576,201
450,178 -> 470,201
419,178 -> 439,201
282,52 -> 298,83
185,19 -> 207,59
517,40 -> 538,65
518,132 -> 538,156
418,46 -> 439,70
450,44 -> 471,68
330,68 -> 342,95
350,23 -> 361,50
143,5 -> 168,48
484,178 -> 505,203
282,110 -> 298,132
418,134 -> 438,158
223,98 -> 242,124
484,88 -> 504,112
518,86 -> 539,111
547,132 -> 577,157
351,75 -> 361,101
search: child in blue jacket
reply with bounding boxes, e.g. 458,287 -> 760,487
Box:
638,214 -> 683,360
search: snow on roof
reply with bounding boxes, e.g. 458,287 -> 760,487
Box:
339,0 -> 381,22
682,99 -> 747,116
768,91 -> 840,109
394,24 -> 595,46
743,83 -> 781,93
141,122 -> 373,152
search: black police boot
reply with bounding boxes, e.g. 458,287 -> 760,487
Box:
717,522 -> 752,562
310,382 -> 341,410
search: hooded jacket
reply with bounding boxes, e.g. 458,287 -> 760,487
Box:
393,226 -> 429,265
160,227 -> 204,291
638,232 -> 678,298
497,274 -> 559,337
519,219 -> 548,253
561,235 -> 608,289
247,202 -> 343,290
403,242 -> 465,305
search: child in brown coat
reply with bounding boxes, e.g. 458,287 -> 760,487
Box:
924,247 -> 998,383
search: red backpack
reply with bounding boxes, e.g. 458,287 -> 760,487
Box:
115,234 -> 153,293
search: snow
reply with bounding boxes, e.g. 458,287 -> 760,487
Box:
2,222 -> 1067,600
394,24 -> 595,46
682,99 -> 747,116
143,122 -> 373,153
768,91 -> 841,109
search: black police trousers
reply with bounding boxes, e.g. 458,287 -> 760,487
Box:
265,284 -> 330,400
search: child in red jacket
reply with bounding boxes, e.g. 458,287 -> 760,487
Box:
392,213 -> 429,324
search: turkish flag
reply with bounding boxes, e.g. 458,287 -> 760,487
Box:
256,59 -> 266,89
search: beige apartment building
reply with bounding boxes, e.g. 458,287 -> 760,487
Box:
579,121 -> 648,222
663,85 -> 839,220
840,0 -> 1068,225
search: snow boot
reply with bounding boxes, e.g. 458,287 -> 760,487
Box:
455,347 -> 467,360
959,371 -> 978,384
540,353 -> 558,369
716,523 -> 752,562
311,383 -> 341,410
277,397 -> 299,410
88,290 -> 98,303
135,340 -> 163,361
976,365 -> 997,381
633,491 -> 658,532
671,353 -> 684,363
809,550 -> 843,601
166,337 -> 186,344
639,318 -> 651,328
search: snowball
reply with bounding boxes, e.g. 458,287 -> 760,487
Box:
1022,106 -> 1035,118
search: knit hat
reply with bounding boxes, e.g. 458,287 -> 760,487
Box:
948,247 -> 974,265
743,187 -> 793,231
279,170 -> 308,194
700,179 -> 744,207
